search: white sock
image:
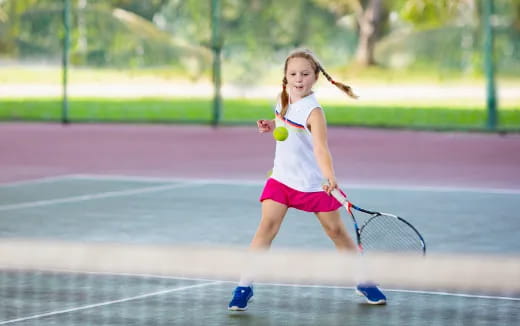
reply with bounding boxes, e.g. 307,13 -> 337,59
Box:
238,278 -> 253,287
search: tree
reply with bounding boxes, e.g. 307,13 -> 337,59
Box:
314,0 -> 386,66
355,0 -> 384,65
109,0 -> 169,21
397,0 -> 464,29
314,0 -> 472,66
0,0 -> 43,54
157,0 -> 340,83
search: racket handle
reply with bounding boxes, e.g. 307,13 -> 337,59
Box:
330,188 -> 347,205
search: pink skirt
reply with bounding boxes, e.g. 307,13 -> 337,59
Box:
259,178 -> 343,213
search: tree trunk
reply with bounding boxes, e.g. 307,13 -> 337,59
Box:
77,0 -> 88,64
355,0 -> 382,66
293,0 -> 311,47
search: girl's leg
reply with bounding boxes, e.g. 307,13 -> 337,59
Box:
249,199 -> 289,250
316,210 -> 387,304
315,209 -> 357,252
235,199 -> 288,287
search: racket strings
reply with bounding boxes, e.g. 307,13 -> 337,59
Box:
359,215 -> 424,253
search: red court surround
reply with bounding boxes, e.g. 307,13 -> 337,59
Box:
1,123 -> 519,189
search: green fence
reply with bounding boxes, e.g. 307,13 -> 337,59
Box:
0,0 -> 519,131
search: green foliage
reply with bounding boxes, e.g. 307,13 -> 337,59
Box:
376,0 -> 520,75
0,0 -> 210,75
109,0 -> 168,20
159,0 -> 353,83
397,0 -> 463,29
0,0 -> 518,82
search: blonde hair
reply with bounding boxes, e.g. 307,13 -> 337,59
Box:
280,48 -> 358,118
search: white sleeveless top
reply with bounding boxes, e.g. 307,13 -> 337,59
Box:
270,93 -> 324,192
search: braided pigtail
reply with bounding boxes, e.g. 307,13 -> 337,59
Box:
280,77 -> 289,118
319,65 -> 359,99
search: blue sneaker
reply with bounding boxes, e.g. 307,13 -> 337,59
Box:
228,286 -> 253,311
356,283 -> 387,305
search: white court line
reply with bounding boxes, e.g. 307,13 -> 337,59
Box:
254,282 -> 520,302
383,288 -> 520,302
0,281 -> 221,325
0,182 -> 205,212
70,173 -> 520,195
0,175 -> 75,188
26,267 -> 520,303
70,173 -> 265,186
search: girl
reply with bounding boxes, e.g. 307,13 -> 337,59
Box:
228,48 -> 386,311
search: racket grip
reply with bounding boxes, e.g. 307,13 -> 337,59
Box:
330,188 -> 347,205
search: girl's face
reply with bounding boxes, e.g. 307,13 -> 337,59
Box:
285,57 -> 318,102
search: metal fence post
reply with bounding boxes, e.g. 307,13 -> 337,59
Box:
483,0 -> 497,130
62,0 -> 71,124
211,0 -> 222,126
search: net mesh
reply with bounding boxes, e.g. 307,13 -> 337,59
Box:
0,240 -> 519,326
360,214 -> 425,254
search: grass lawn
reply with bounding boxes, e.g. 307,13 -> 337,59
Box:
0,97 -> 518,132
1,66 -> 518,131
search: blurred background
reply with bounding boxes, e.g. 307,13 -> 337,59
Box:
0,0 -> 518,131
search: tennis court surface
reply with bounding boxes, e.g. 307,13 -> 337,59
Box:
1,175 -> 519,326
1,123 -> 519,325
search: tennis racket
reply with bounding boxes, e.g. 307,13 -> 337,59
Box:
330,188 -> 426,255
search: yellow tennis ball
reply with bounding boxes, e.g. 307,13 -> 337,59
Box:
273,126 -> 288,141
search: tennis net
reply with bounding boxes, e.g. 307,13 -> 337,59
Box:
1,239 -> 519,326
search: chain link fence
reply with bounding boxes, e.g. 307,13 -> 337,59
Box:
0,0 -> 518,131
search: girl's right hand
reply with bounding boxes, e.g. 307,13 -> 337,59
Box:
322,178 -> 338,195
257,119 -> 274,133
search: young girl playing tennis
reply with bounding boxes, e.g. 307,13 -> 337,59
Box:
228,48 -> 386,311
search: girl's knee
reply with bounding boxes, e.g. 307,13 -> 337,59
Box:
325,225 -> 345,240
320,220 -> 347,239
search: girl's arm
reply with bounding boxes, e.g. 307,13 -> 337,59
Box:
307,108 -> 337,193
